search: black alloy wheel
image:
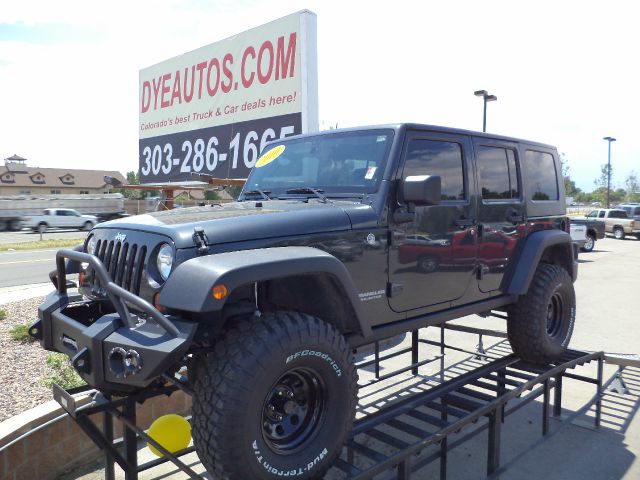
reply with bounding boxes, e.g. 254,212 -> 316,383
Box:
262,368 -> 326,454
545,291 -> 564,337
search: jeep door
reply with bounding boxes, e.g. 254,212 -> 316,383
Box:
472,139 -> 525,293
388,132 -> 477,312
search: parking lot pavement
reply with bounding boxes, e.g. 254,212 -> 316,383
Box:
0,229 -> 89,244
46,237 -> 640,479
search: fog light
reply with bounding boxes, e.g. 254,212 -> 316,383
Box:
108,347 -> 143,379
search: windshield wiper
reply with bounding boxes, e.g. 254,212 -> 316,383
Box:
242,189 -> 272,200
284,187 -> 329,203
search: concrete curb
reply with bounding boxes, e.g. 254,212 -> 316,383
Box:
0,283 -> 54,306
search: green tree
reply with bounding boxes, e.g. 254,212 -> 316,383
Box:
613,188 -> 626,204
590,187 -> 607,205
594,163 -> 612,190
575,191 -> 592,203
225,186 -> 243,200
113,171 -> 139,199
625,171 -> 640,202
559,153 -> 580,197
592,186 -> 625,205
205,190 -> 221,201
116,171 -> 159,199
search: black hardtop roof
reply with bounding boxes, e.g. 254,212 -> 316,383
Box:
291,123 -> 556,150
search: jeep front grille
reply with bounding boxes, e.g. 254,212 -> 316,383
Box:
94,239 -> 147,295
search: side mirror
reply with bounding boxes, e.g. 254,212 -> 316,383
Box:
403,175 -> 441,206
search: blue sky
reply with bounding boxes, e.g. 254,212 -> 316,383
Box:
0,0 -> 638,192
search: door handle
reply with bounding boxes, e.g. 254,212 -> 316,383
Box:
506,210 -> 524,224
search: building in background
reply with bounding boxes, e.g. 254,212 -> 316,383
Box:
0,154 -> 126,195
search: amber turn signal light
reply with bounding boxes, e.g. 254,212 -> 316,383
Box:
153,292 -> 166,313
212,284 -> 228,300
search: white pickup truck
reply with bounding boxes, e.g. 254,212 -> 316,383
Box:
22,208 -> 98,233
579,208 -> 639,240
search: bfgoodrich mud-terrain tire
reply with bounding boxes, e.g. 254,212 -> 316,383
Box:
191,311 -> 357,480
507,264 -> 575,364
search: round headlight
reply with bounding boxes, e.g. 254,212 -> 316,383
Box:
87,236 -> 98,255
156,243 -> 174,281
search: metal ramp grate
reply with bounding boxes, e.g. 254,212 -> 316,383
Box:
327,348 -> 603,479
50,322 -> 607,480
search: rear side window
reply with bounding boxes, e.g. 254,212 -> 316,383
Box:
476,146 -> 520,200
403,139 -> 465,200
609,210 -> 628,219
524,150 -> 559,201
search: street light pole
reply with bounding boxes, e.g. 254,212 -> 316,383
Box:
603,136 -> 616,208
474,90 -> 497,132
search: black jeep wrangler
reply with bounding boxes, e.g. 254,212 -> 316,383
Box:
32,124 -> 577,479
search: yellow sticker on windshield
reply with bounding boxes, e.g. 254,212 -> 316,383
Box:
255,145 -> 286,168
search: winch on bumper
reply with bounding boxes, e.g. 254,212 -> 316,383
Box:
30,248 -> 196,392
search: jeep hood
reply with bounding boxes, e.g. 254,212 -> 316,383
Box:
94,200 -> 376,249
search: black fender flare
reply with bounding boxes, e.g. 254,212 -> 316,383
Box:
159,246 -> 371,336
503,230 -> 576,295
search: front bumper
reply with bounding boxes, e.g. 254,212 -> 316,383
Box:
31,249 -> 196,392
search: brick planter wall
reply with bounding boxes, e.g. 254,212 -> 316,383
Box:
0,389 -> 191,480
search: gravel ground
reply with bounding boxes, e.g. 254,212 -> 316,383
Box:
0,296 -> 55,422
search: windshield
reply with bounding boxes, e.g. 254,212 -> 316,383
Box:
243,129 -> 394,198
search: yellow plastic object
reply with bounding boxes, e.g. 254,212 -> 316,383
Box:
146,414 -> 191,457
255,145 -> 285,168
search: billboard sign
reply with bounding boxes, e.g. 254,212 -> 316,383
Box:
138,10 -> 318,183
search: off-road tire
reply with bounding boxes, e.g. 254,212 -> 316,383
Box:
191,311 -> 357,480
507,264 -> 575,364
613,227 -> 625,240
580,234 -> 595,252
